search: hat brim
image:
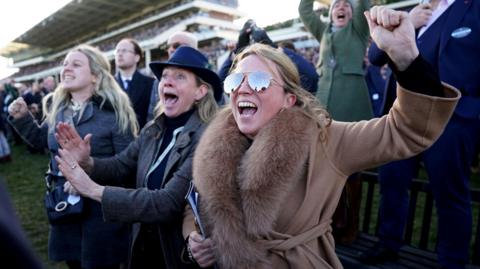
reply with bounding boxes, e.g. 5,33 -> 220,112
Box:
150,61 -> 223,103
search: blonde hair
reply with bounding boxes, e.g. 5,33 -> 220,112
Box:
232,43 -> 331,134
43,44 -> 139,135
153,75 -> 218,123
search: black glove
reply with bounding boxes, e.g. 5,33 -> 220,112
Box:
250,26 -> 274,46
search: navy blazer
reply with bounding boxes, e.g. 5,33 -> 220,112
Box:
422,0 -> 480,119
369,0 -> 480,119
117,70 -> 154,128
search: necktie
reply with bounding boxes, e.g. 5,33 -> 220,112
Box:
124,79 -> 131,92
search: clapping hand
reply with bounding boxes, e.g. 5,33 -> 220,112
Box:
55,149 -> 104,202
55,122 -> 93,172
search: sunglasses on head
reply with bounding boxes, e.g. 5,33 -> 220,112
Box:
223,71 -> 281,94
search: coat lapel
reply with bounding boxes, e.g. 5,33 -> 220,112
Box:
76,102 -> 94,126
193,107 -> 319,268
116,73 -> 125,91
161,113 -> 202,187
140,120 -> 164,187
439,0 -> 472,55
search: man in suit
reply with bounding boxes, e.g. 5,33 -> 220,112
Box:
115,38 -> 154,128
360,1 -> 480,268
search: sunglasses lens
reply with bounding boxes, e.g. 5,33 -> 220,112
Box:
223,73 -> 244,94
248,71 -> 271,92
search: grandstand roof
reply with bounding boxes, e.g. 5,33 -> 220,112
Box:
1,0 -> 175,59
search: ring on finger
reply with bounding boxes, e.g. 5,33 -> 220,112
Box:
70,164 -> 77,169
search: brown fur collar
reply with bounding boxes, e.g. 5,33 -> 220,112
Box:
193,107 -> 316,268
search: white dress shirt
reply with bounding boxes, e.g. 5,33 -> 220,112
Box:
417,0 -> 455,38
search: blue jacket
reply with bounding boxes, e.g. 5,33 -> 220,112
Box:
420,0 -> 480,119
369,0 -> 480,119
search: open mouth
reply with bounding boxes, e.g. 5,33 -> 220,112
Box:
164,93 -> 178,105
337,13 -> 345,20
63,75 -> 74,81
238,101 -> 257,116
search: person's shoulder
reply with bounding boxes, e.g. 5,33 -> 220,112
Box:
135,70 -> 155,83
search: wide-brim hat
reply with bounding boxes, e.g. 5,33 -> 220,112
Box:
149,46 -> 223,103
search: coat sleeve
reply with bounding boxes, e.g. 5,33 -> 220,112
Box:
326,83 -> 460,176
368,41 -> 389,67
299,0 -> 327,42
89,128 -> 142,186
111,121 -> 134,154
351,0 -> 370,41
7,113 -> 48,150
100,130 -> 199,223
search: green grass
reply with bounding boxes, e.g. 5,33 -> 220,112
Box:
0,144 -> 67,269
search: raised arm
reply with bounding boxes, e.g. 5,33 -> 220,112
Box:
7,97 -> 49,150
352,0 -> 370,40
299,0 -> 328,42
328,6 -> 460,175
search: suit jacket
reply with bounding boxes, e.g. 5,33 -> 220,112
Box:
117,70 -> 154,128
418,0 -> 480,119
370,0 -> 480,119
90,111 -> 206,269
299,0 -> 373,121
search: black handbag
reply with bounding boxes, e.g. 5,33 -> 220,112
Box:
44,180 -> 84,225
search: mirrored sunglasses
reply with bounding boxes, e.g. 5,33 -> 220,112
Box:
223,71 -> 280,94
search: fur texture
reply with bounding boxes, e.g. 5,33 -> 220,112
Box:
193,107 -> 315,268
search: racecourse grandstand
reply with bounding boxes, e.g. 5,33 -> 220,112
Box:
0,0 -> 245,82
0,0 -> 414,83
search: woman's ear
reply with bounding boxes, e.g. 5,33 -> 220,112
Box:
194,84 -> 208,101
284,93 -> 296,108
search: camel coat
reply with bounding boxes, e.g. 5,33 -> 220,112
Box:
184,84 -> 460,269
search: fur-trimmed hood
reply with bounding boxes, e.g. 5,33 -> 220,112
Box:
192,107 -> 317,268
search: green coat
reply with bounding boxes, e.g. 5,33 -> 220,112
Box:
299,0 -> 373,121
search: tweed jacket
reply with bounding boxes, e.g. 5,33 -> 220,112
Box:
90,111 -> 206,269
185,84 -> 460,269
299,0 -> 372,121
8,97 -> 134,267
